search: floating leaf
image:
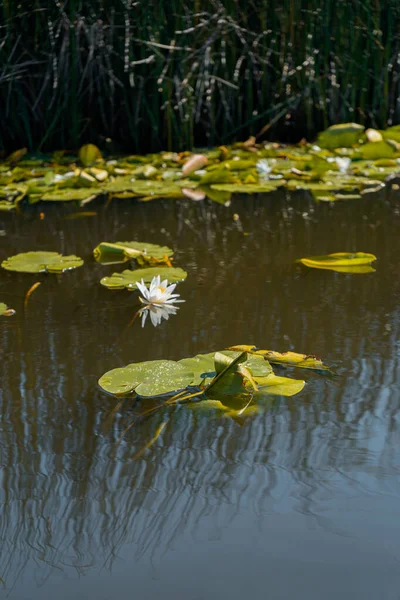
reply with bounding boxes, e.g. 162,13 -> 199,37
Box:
210,183 -> 282,194
100,266 -> 187,290
252,374 -> 305,396
41,189 -> 100,202
6,148 -> 28,165
228,345 -> 330,371
98,360 -> 194,397
78,144 -> 102,167
298,252 -> 377,272
0,200 -> 16,211
206,351 -> 249,398
316,123 -> 365,149
178,353 -> 217,386
1,251 -> 84,273
358,141 -> 396,160
0,302 -> 15,316
93,241 -> 173,266
200,186 -> 232,206
135,361 -> 195,398
199,169 -> 236,185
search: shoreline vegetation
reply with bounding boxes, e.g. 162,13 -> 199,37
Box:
1,123 -> 400,210
1,1 -> 400,154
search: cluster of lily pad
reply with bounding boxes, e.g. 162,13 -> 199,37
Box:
1,122 -> 400,211
99,347 -> 330,420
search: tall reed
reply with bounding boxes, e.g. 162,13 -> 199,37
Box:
1,0 -> 400,153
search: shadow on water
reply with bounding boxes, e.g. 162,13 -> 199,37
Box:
1,190 -> 400,599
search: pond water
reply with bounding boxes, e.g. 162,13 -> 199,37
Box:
1,190 -> 400,599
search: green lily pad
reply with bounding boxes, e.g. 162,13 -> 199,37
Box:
200,186 -> 232,206
93,241 -> 174,265
210,183 -> 282,194
100,266 -> 187,290
379,125 -> 400,143
0,200 -> 16,211
178,352 -> 217,386
358,141 -> 396,160
316,123 -> 365,149
199,169 -> 236,185
41,188 -> 100,202
98,359 -> 194,397
1,251 -> 84,273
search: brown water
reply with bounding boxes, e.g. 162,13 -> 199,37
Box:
1,190 -> 400,600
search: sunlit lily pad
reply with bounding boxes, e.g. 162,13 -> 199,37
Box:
298,252 -> 377,272
1,251 -> 84,273
228,345 -> 330,371
93,241 -> 174,265
358,141 -> 396,160
317,123 -> 365,149
98,360 -> 194,397
178,352 -> 217,386
252,374 -> 305,396
100,266 -> 187,290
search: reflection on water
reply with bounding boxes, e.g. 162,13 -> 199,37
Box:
1,191 -> 400,599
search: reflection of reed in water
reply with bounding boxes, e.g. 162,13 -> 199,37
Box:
0,194 -> 400,590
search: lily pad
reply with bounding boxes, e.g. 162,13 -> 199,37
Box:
298,252 -> 377,272
1,251 -> 84,273
0,302 -> 15,316
100,266 -> 187,290
358,141 -> 396,160
210,183 -> 282,194
316,123 -> 365,149
93,241 -> 174,266
178,352 -> 217,386
41,188 -> 100,202
79,144 -> 103,167
228,345 -> 330,371
252,374 -> 305,397
98,360 -> 194,397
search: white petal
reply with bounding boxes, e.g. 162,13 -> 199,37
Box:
136,279 -> 148,297
140,309 -> 148,327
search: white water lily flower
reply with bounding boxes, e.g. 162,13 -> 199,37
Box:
335,157 -> 351,173
136,275 -> 185,308
139,303 -> 179,328
256,159 -> 272,179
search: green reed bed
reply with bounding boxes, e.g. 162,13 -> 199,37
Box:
1,0 -> 400,154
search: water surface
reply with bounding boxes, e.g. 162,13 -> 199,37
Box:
1,190 -> 400,599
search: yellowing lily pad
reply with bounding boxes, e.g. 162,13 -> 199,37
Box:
78,143 -> 103,167
93,241 -> 174,265
210,183 -> 282,194
1,251 -> 84,273
0,302 -> 15,316
298,252 -> 377,272
100,266 -> 187,290
228,345 -> 330,371
252,374 -> 305,396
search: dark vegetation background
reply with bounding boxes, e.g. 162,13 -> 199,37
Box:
1,0 -> 400,154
